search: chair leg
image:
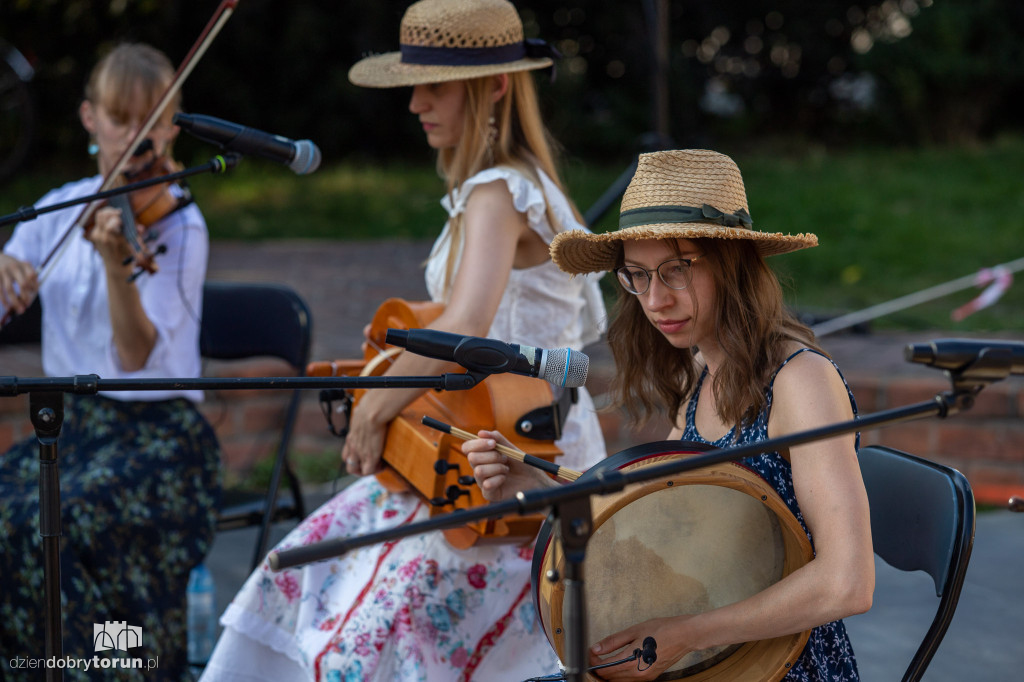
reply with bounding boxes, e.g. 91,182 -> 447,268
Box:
251,390 -> 303,571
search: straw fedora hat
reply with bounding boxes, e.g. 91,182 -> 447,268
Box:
551,149 -> 818,275
349,0 -> 557,88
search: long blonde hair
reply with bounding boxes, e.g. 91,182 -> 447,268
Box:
607,238 -> 823,432
85,43 -> 180,128
435,71 -> 580,295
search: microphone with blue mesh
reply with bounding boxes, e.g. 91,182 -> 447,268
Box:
384,328 -> 588,388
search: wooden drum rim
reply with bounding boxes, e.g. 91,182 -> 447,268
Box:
530,441 -> 815,681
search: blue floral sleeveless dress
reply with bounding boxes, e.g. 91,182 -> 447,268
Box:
679,348 -> 860,681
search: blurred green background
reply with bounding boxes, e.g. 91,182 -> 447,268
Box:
3,0 -> 1023,331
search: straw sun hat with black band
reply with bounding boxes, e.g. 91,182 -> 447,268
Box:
348,0 -> 559,88
551,149 -> 819,275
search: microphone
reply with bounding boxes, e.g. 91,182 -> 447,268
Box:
904,339 -> 1024,375
172,112 -> 321,175
640,636 -> 658,665
384,328 -> 588,388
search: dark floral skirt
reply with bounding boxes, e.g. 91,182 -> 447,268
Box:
0,394 -> 221,681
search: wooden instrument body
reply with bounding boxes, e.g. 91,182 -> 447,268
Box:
531,441 -> 814,681
308,298 -> 563,549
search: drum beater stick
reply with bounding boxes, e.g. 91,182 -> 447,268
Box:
421,415 -> 582,481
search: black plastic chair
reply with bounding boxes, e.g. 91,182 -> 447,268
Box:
200,280 -> 312,570
858,444 -> 976,682
0,296 -> 42,345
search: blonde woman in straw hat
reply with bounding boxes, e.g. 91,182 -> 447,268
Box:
199,1 -> 607,680
465,149 -> 874,680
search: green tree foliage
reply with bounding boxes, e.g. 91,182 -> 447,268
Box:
2,0 -> 1023,174
856,0 -> 1024,144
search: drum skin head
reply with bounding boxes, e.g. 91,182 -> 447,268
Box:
532,441 -> 813,681
583,484 -> 784,674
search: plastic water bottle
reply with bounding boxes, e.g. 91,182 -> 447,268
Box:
187,563 -> 217,664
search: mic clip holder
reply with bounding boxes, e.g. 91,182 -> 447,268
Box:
940,346 -> 1016,403
921,346 -> 1019,422
316,371 -> 490,440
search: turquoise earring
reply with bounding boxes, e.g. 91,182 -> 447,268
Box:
88,138 -> 99,157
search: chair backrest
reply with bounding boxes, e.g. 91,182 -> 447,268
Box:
858,444 -> 976,682
0,297 -> 42,345
200,280 -> 313,570
199,280 -> 312,371
0,283 -> 312,365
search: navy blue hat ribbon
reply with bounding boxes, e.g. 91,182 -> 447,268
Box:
400,42 -> 526,66
399,38 -> 560,80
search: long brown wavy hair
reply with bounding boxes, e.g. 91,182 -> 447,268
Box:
607,237 -> 823,432
434,71 -> 580,295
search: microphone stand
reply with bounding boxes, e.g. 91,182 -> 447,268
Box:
0,154 -> 240,228
0,370 -> 486,682
269,349 -> 1014,682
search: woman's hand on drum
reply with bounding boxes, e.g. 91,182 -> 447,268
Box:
589,616 -> 694,681
462,430 -> 556,502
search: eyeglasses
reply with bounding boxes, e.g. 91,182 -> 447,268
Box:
615,256 -> 702,295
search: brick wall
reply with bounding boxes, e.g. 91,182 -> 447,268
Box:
3,351 -> 1022,506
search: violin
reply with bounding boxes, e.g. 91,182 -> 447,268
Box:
308,298 -> 566,549
99,139 -> 192,278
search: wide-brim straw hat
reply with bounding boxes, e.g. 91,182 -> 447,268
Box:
349,0 -> 556,88
551,149 -> 818,275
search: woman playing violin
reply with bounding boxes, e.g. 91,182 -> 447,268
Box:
201,1 -> 607,680
0,43 -> 220,680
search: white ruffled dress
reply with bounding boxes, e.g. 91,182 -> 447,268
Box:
200,166 -> 608,682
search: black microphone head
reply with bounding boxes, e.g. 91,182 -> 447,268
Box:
641,636 -> 657,664
540,348 -> 588,388
384,328 -> 409,347
290,140 -> 321,175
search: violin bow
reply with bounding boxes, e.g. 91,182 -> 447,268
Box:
32,0 -> 240,288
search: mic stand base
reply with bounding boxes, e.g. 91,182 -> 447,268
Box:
550,495 -> 594,682
31,391 -> 65,682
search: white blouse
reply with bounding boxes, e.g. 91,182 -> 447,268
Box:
3,175 -> 209,402
425,165 -> 606,351
424,164 -> 608,471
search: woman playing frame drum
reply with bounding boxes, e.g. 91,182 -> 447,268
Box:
466,149 -> 874,681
